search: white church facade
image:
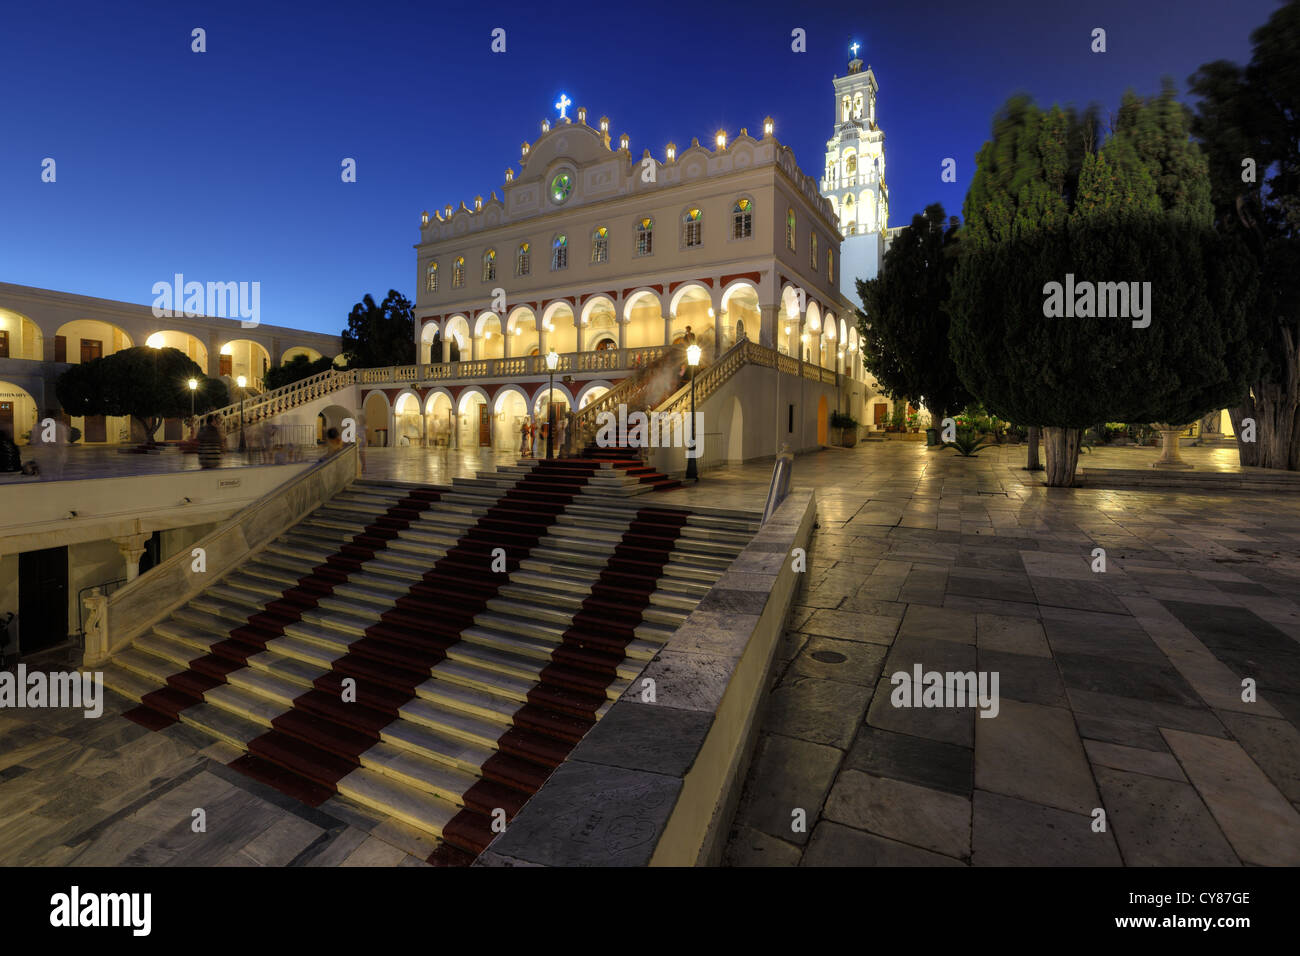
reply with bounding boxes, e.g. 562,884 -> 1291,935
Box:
398,61 -> 892,457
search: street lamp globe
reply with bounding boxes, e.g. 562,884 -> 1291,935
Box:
686,344 -> 702,367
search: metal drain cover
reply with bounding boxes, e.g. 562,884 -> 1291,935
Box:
811,650 -> 847,664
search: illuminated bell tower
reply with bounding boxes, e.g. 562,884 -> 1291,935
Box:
821,41 -> 889,304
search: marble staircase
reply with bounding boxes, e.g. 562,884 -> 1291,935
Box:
101,457 -> 756,864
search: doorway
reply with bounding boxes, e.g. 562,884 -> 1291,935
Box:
0,401 -> 12,441
478,404 -> 491,446
84,415 -> 107,443
18,546 -> 69,653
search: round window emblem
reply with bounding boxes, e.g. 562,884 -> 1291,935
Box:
550,172 -> 573,204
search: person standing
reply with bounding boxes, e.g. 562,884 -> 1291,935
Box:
197,415 -> 225,469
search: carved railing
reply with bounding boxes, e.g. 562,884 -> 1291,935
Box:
212,367 -> 359,435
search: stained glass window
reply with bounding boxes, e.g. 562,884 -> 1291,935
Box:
550,172 -> 573,204
426,261 -> 438,292
591,226 -> 608,264
636,217 -> 653,256
517,242 -> 530,276
453,256 -> 465,288
482,249 -> 496,282
786,209 -> 796,250
733,199 -> 753,239
683,208 -> 702,247
552,234 -> 568,270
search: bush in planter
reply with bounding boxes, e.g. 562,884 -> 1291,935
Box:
830,411 -> 859,445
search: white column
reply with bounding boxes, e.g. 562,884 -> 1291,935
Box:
114,532 -> 150,582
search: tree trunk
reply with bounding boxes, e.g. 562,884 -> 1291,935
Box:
1025,426 -> 1043,471
1042,426 -> 1082,487
1228,400 -> 1259,467
1251,327 -> 1300,471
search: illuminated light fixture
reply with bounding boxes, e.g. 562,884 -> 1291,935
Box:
707,307 -> 715,319
581,315 -> 589,325
783,325 -> 790,335
666,142 -> 676,162
800,333 -> 810,344
421,210 -> 429,225
600,116 -> 610,132
715,130 -> 727,150
577,106 -> 587,124
542,119 -> 551,133
545,349 -> 559,371
236,375 -> 247,388
521,142 -> 530,158
686,344 -> 701,367
484,330 -> 492,339
764,116 -> 774,136
619,133 -> 629,150
220,343 -> 233,355
515,327 -> 522,335
188,378 -> 198,390
505,168 -> 514,182
445,204 -> 453,217
474,196 -> 483,211
146,332 -> 164,348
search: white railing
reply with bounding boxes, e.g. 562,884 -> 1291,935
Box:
206,344 -> 715,437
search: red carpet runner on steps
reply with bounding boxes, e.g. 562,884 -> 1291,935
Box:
122,487 -> 440,731
123,459 -> 694,866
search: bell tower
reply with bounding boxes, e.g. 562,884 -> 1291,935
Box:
821,41 -> 889,303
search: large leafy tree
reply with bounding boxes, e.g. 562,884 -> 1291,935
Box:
949,85 -> 1260,486
56,347 -> 229,443
856,203 -> 971,423
341,290 -> 414,368
1189,0 -> 1300,469
265,353 -> 337,391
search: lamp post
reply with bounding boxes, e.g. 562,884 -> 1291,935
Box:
686,343 -> 701,480
545,349 -> 559,459
237,375 -> 247,455
187,378 -> 197,436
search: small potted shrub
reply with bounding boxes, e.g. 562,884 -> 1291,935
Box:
830,411 -> 859,447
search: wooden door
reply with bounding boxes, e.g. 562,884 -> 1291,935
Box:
164,418 -> 182,441
478,404 -> 491,446
18,546 -> 68,653
54,335 -> 67,362
0,329 -> 9,358
220,354 -> 232,377
80,339 -> 103,363
0,401 -> 13,440
84,415 -> 107,443
874,404 -> 887,426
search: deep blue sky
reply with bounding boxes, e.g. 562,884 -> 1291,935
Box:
0,0 -> 1280,335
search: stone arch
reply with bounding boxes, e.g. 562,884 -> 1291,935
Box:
218,338 -> 273,389
506,306 -> 539,357
144,330 -> 209,369
541,300 -> 577,354
0,380 -> 39,444
280,344 -> 323,364
55,318 -> 135,363
574,379 -> 614,409
0,308 -> 43,361
391,389 -> 423,446
361,390 -> 390,447
532,381 -> 575,415
492,384 -> 530,450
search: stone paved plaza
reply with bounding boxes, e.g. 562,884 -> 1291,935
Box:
724,442 -> 1300,866
3,440 -> 1299,865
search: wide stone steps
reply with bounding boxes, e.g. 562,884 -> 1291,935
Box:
108,465 -> 759,859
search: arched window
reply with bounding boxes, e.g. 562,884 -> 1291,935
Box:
426,261 -> 439,293
845,154 -> 857,176
732,199 -> 753,239
683,208 -> 703,248
842,96 -> 851,121
853,92 -> 864,119
482,249 -> 496,282
786,209 -> 796,250
452,256 -> 465,288
811,232 -> 818,270
551,234 -> 568,270
517,242 -> 531,276
591,226 -> 609,263
636,217 -> 654,256
828,248 -> 834,283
